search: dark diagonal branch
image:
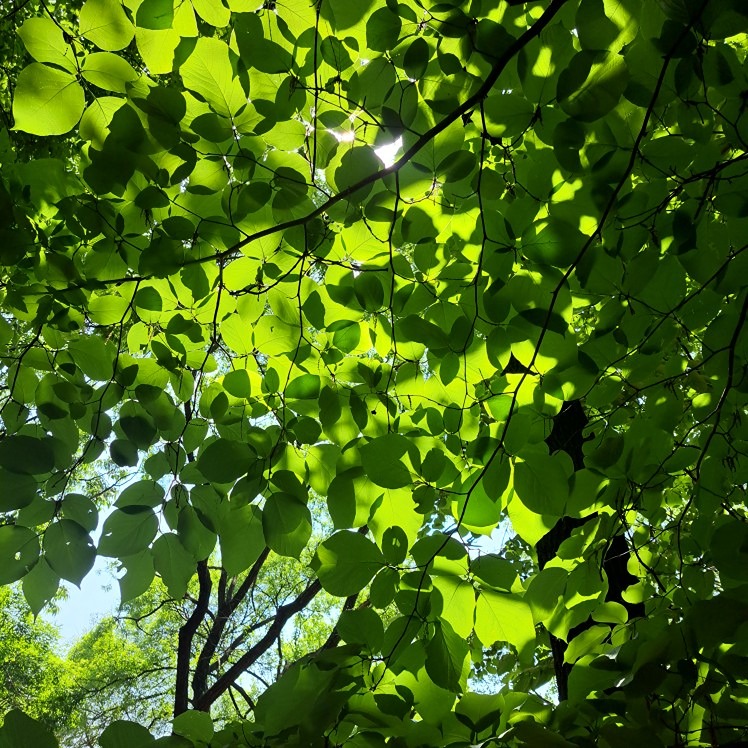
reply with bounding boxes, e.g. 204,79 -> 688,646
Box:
174,559 -> 211,717
187,0 -> 571,269
192,549 -> 271,700
193,578 -> 322,711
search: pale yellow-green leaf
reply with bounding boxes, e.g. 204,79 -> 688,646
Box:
220,314 -> 253,356
136,28 -> 180,74
474,589 -> 535,662
506,493 -> 558,546
81,52 -> 139,93
181,37 -> 247,117
18,17 -> 77,72
79,97 -> 127,148
433,576 -> 476,638
192,0 -> 230,27
79,0 -> 135,50
13,64 -> 85,136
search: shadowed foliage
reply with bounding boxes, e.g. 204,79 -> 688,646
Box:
2,0 -> 748,745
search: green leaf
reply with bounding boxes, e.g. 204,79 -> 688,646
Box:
403,36 -> 430,80
136,0 -> 174,29
312,531 -> 385,597
115,480 -> 164,509
22,558 -> 60,616
220,314 -> 253,356
521,217 -> 585,268
0,470 -> 38,512
0,435 -> 55,475
576,0 -> 638,52
0,710 -> 58,748
223,369 -> 252,398
18,17 -> 77,72
117,550 -> 155,603
330,145 -> 380,194
353,273 -> 384,312
483,92 -> 535,139
286,374 -> 321,400
110,439 -> 139,467
181,37 -> 247,117
217,503 -> 264,576
382,614 -> 422,664
134,28 -> 180,74
196,439 -> 253,484
192,0 -> 230,27
69,336 -> 116,381
329,320 -> 361,353
455,692 -> 503,733
177,506 -> 216,561
514,453 -> 569,515
12,64 -> 85,136
425,620 -> 469,691
43,519 -> 96,586
381,525 -> 408,565
337,607 -> 384,649
558,50 -> 628,122
98,507 -> 159,558
474,589 -> 535,663
360,434 -> 413,489
233,12 -> 292,74
79,0 -> 135,50
173,711 -> 213,743
262,493 -> 312,558
0,526 -> 39,585
151,533 -> 195,599
433,576 -> 475,639
81,52 -> 139,93
366,7 -> 401,52
98,720 -> 154,748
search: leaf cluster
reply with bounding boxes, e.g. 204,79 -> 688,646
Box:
1,0 -> 748,745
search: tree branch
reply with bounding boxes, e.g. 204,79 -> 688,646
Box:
180,0 -> 572,271
174,559 -> 211,716
191,548 -> 270,700
193,578 -> 322,710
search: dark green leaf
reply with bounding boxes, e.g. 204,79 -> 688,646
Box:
99,720 -> 154,748
0,436 -> 55,475
360,434 -> 413,489
425,620 -> 469,691
0,710 -> 58,748
151,533 -> 195,599
98,507 -> 158,558
0,526 -> 39,585
43,519 -> 96,586
196,439 -> 253,484
262,493 -> 312,558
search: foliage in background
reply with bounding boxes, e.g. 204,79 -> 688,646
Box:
0,587 -> 68,731
2,0 -> 748,745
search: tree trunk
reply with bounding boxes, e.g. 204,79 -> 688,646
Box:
536,400 -> 644,700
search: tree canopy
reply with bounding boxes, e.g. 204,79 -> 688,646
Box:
2,0 -> 748,745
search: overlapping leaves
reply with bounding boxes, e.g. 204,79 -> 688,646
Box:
3,0 -> 748,744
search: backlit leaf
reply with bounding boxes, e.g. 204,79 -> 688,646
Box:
43,520 -> 96,586
181,37 -> 247,117
79,0 -> 135,50
360,434 -> 413,489
474,589 -> 535,663
12,64 -> 84,136
0,526 -> 40,585
262,493 -> 312,558
312,531 -> 385,596
18,17 -> 77,72
98,508 -> 159,558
